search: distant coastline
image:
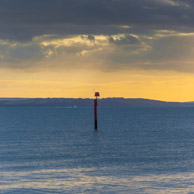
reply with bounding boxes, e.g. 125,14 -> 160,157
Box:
0,98 -> 194,107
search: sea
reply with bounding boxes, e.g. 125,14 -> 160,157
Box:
0,107 -> 194,193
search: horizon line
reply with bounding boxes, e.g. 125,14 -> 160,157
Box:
0,97 -> 193,103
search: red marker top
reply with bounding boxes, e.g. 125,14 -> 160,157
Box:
95,92 -> 100,97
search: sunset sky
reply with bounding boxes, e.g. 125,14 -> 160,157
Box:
1,0 -> 194,101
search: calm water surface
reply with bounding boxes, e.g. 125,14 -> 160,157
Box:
0,107 -> 194,193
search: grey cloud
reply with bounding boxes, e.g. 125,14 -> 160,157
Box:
109,35 -> 139,45
87,35 -> 95,42
105,34 -> 194,72
1,0 -> 194,41
0,34 -> 101,68
81,34 -> 95,42
145,36 -> 194,61
0,42 -> 44,65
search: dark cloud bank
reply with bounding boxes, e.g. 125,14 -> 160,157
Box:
1,0 -> 194,41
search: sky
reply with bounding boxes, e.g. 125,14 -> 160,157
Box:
1,0 -> 194,101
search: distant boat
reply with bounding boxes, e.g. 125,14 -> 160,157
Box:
65,106 -> 78,108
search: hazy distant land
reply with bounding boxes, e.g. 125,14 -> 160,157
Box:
0,98 -> 194,107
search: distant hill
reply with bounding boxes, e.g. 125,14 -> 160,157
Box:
0,98 -> 194,107
0,98 -> 30,101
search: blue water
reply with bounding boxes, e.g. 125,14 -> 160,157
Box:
0,107 -> 194,193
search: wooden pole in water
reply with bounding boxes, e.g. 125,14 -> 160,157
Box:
94,98 -> 97,130
94,92 -> 100,130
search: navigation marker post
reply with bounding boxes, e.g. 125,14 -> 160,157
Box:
94,92 -> 100,130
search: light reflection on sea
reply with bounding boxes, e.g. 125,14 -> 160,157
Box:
0,167 -> 194,193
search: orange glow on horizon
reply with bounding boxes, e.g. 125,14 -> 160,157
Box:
0,69 -> 194,102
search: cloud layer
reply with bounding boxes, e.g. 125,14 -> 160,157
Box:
1,0 -> 194,73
